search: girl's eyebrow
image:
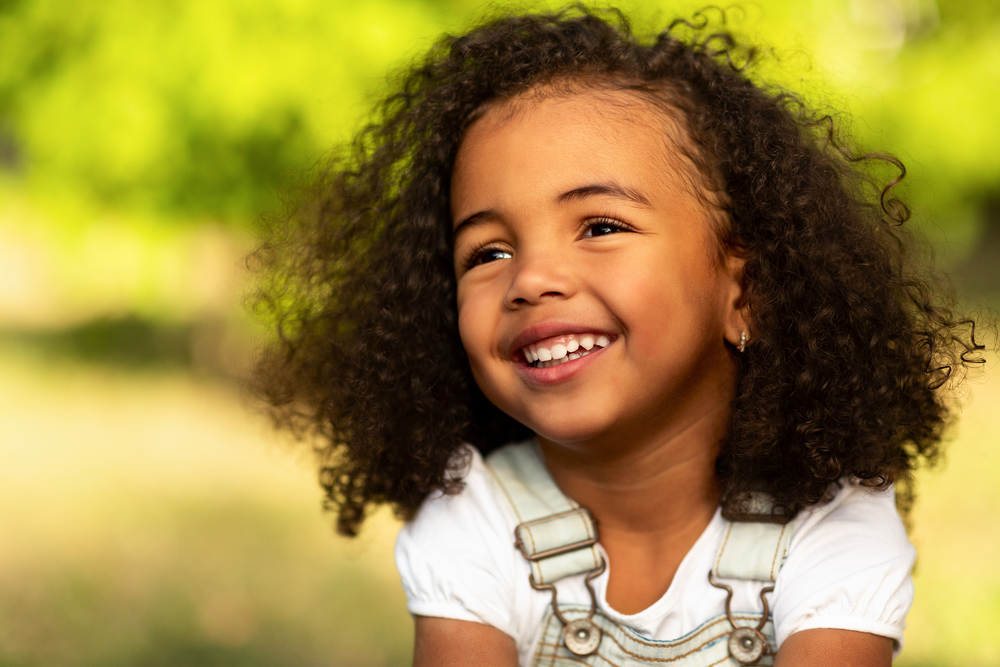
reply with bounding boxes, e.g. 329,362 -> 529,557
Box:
453,209 -> 502,239
453,181 -> 652,239
557,182 -> 652,207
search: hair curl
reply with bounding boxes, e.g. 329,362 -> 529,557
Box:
249,5 -> 986,535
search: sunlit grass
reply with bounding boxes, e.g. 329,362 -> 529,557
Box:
898,354 -> 1000,666
0,347 -> 412,667
1,346 -> 997,665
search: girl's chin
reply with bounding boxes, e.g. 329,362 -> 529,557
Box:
518,417 -> 618,448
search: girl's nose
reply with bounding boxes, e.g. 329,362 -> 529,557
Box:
503,250 -> 577,309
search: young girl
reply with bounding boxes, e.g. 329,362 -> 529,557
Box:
251,6 -> 984,666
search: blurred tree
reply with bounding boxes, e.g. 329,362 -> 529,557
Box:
0,0 -> 996,327
1,0 -> 997,227
0,0 -> 451,225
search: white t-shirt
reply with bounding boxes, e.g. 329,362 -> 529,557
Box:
395,447 -> 915,666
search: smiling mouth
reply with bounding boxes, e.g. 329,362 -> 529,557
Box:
520,333 -> 612,368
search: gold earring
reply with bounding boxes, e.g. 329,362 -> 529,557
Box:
738,331 -> 748,353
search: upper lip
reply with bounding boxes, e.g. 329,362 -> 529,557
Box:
506,322 -> 616,359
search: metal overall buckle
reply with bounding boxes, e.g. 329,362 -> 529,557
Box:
529,558 -> 607,656
514,509 -> 606,657
708,571 -> 774,665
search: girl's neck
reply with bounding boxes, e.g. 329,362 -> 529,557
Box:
536,402 -> 727,537
537,404 -> 729,614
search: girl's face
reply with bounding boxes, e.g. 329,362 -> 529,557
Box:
451,88 -> 746,450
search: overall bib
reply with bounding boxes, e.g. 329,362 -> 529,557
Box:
485,442 -> 795,667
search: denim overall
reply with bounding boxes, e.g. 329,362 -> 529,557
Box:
485,442 -> 795,667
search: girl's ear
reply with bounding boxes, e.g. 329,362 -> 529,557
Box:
721,251 -> 749,349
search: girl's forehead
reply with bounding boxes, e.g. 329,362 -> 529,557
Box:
453,87 -> 712,211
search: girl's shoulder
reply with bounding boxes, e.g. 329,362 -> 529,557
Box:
394,445 -> 530,637
775,481 -> 915,652
397,445 -> 518,543
790,480 -> 911,541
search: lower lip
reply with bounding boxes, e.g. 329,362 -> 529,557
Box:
515,343 -> 612,385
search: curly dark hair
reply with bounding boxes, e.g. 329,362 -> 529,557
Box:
249,5 -> 985,535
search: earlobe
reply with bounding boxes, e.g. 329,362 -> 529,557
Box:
726,311 -> 750,352
722,253 -> 749,349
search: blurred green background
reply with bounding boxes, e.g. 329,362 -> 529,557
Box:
0,0 -> 998,665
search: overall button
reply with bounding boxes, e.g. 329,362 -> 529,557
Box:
563,618 -> 601,656
728,626 -> 768,664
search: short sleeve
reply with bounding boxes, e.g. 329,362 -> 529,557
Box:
394,447 -> 522,639
773,483 -> 916,654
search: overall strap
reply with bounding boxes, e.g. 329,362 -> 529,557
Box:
485,441 -> 603,586
712,494 -> 795,582
708,496 -> 795,665
486,441 -> 795,585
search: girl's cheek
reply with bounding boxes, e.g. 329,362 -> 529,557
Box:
456,288 -> 488,363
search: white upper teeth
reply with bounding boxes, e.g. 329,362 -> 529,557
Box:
521,333 -> 612,366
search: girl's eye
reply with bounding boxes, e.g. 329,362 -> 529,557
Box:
466,246 -> 512,268
583,218 -> 631,238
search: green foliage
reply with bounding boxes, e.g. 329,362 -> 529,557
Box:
0,0 -> 452,224
1,0 -> 997,230
0,0 -> 997,319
